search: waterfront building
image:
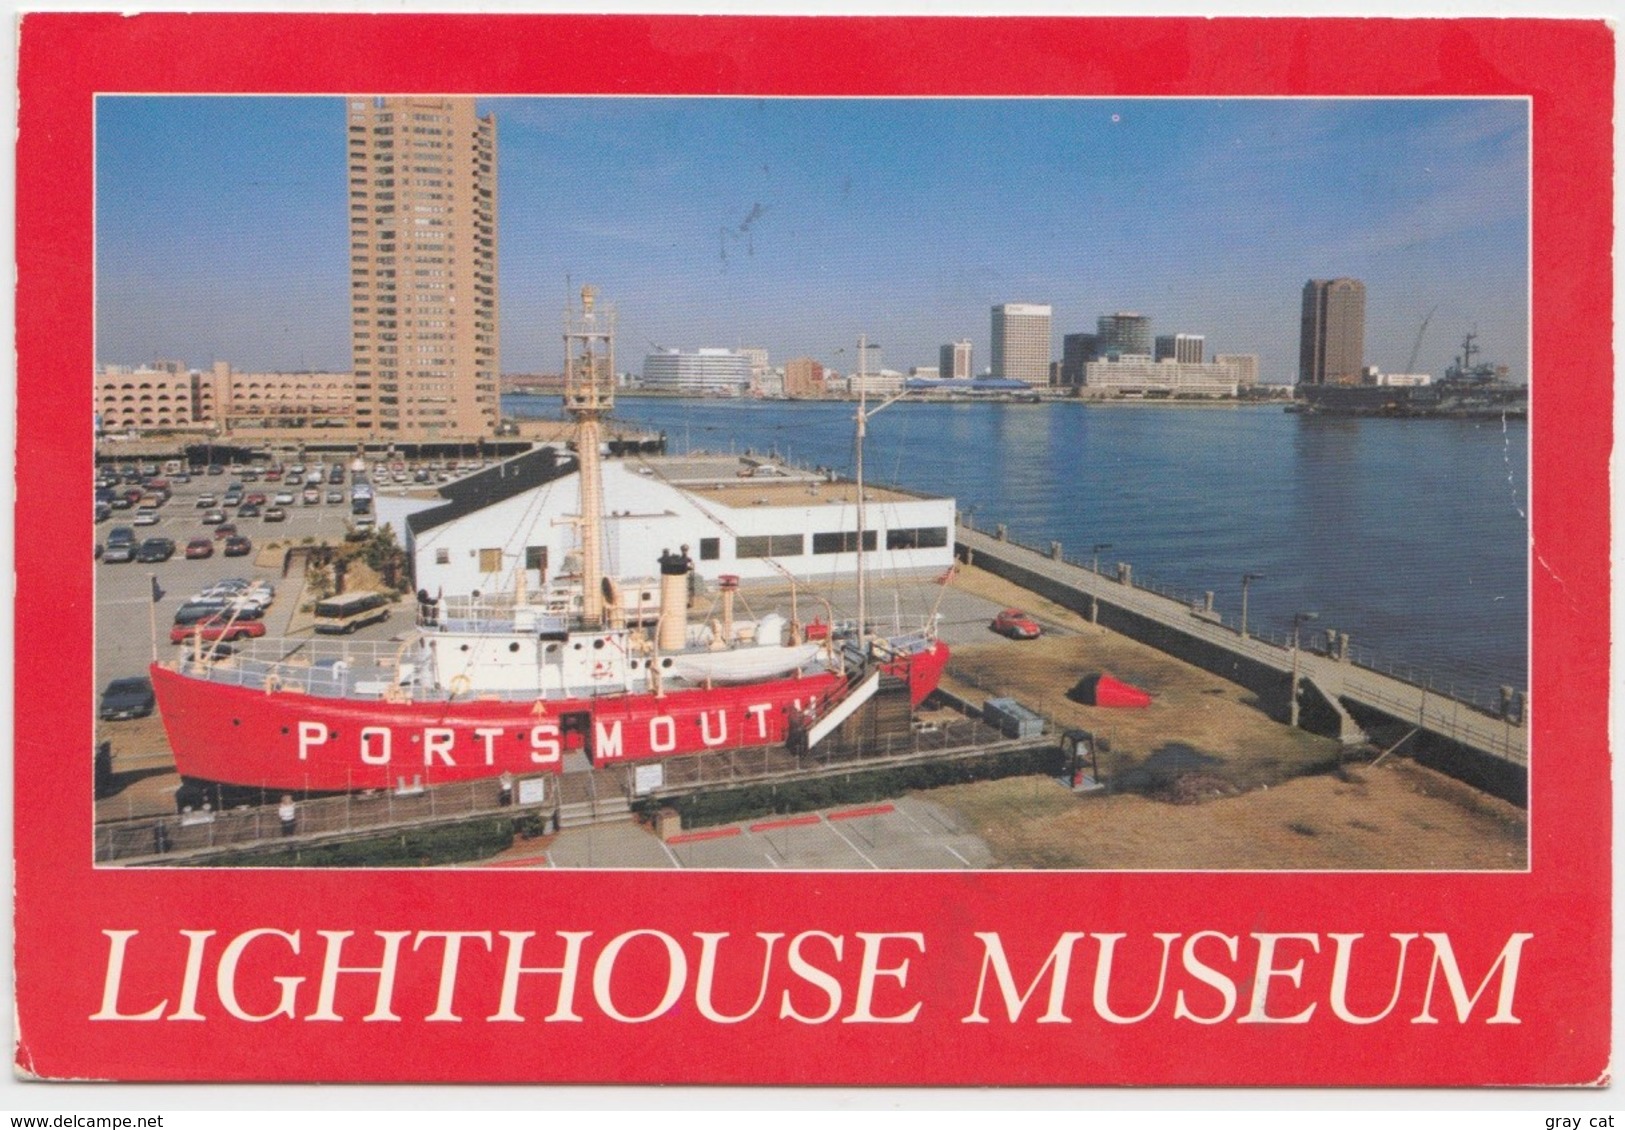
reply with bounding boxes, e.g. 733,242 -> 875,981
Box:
1082,356 -> 1239,398
1298,278 -> 1366,385
1155,333 -> 1205,364
739,347 -> 770,394
642,348 -> 753,394
347,96 -> 500,438
1096,312 -> 1153,360
910,366 -> 940,379
95,362 -> 359,433
848,369 -> 907,396
389,449 -> 956,591
95,362 -> 205,433
990,304 -> 1051,384
1212,353 -> 1259,388
783,357 -> 827,398
939,339 -> 973,380
1059,333 -> 1098,387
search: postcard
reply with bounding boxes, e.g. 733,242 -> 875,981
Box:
13,14 -> 1611,1085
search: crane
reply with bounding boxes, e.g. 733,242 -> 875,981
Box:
1406,304 -> 1440,374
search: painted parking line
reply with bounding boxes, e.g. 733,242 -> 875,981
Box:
820,817 -> 879,869
828,804 -> 895,822
894,802 -> 972,867
750,814 -> 821,832
668,826 -> 743,845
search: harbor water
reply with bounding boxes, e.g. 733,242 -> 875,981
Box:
507,395 -> 1529,701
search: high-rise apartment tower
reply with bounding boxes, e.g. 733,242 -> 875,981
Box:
1298,278 -> 1365,385
939,339 -> 973,379
348,96 -> 500,437
990,304 -> 1051,383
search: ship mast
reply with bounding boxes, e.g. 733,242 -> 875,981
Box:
563,285 -> 615,626
852,334 -> 908,641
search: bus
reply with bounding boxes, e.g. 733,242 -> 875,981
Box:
312,590 -> 391,635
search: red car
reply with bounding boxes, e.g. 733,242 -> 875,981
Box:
212,522 -> 239,540
184,537 -> 214,560
991,608 -> 1042,639
243,492 -> 268,506
222,535 -> 253,557
170,614 -> 266,645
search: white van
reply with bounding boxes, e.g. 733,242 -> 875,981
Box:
312,590 -> 391,634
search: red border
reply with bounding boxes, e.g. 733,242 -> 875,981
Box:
15,15 -> 1612,1085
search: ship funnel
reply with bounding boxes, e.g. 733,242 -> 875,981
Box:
657,547 -> 692,652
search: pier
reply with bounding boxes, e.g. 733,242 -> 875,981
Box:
955,523 -> 1527,799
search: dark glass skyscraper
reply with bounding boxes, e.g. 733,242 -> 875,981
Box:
1298,278 -> 1366,385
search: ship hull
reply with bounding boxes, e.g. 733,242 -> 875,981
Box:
1296,383 -> 1527,419
150,639 -> 948,792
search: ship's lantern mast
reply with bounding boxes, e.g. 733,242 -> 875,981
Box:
564,285 -> 616,626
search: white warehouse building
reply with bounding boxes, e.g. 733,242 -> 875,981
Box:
380,448 -> 957,598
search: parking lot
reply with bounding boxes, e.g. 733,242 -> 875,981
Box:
477,794 -> 996,871
95,460 -> 410,730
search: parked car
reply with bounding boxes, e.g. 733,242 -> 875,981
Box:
212,523 -> 238,540
169,613 -> 266,645
184,537 -> 214,560
991,609 -> 1043,639
103,527 -> 138,563
99,675 -> 156,721
195,494 -> 218,509
201,510 -> 228,526
263,506 -> 288,522
302,487 -> 320,505
222,490 -> 244,507
135,537 -> 176,563
273,491 -> 295,505
237,503 -> 262,518
222,535 -> 253,558
133,509 -> 160,526
243,492 -> 268,506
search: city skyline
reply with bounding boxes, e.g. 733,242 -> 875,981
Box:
97,96 -> 1529,384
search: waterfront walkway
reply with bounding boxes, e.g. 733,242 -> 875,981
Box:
956,525 -> 1527,771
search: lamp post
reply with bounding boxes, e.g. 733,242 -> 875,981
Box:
1289,610 -> 1319,728
1091,543 -> 1113,575
1240,572 -> 1264,639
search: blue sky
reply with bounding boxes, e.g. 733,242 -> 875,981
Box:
97,96 -> 1528,383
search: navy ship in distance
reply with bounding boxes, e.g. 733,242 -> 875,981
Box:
1292,332 -> 1528,419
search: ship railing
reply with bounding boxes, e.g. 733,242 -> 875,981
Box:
172,636 -> 420,698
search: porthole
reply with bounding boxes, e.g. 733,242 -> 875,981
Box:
573,642 -> 582,651
509,642 -> 520,653
661,658 -> 673,669
460,643 -> 470,652
279,725 -> 287,734
593,638 -> 605,650
545,643 -> 560,654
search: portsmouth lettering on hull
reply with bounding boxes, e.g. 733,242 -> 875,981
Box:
151,662 -> 859,791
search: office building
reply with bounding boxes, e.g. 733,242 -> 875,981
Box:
1155,333 -> 1205,364
1096,312 -> 1152,360
1059,333 -> 1099,386
1213,353 -> 1260,388
939,339 -> 973,380
642,348 -> 752,394
1082,356 -> 1240,398
347,96 -> 500,438
1298,278 -> 1366,385
783,357 -> 827,398
990,304 -> 1051,384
